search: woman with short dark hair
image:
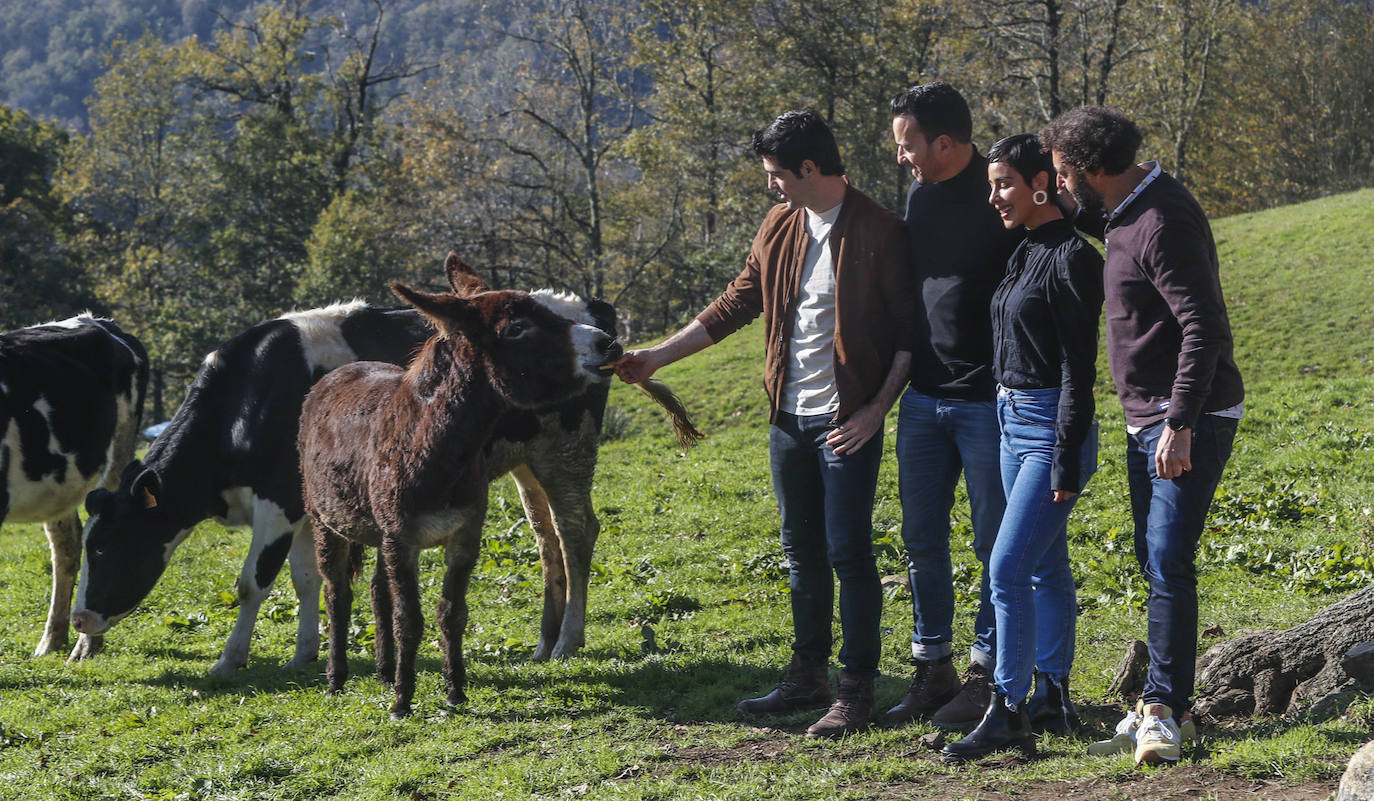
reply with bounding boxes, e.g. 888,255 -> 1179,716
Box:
942,133 -> 1104,761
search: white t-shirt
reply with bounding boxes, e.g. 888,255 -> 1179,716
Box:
780,202 -> 842,415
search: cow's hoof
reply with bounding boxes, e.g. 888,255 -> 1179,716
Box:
549,640 -> 584,660
532,643 -> 553,662
389,705 -> 412,720
66,634 -> 104,662
285,652 -> 318,669
207,658 -> 245,678
32,634 -> 68,659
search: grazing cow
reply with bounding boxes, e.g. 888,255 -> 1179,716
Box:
301,264 -> 623,717
73,255 -> 645,674
0,315 -> 147,660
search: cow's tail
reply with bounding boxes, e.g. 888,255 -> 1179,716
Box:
635,378 -> 705,450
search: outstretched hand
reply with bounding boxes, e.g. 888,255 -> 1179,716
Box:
612,350 -> 658,384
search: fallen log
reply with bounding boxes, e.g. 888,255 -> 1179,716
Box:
1193,583 -> 1374,721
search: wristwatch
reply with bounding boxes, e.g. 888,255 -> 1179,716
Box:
1164,417 -> 1188,432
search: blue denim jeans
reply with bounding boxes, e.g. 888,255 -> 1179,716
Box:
895,387 -> 1005,665
1127,414 -> 1238,713
990,388 -> 1098,705
769,411 -> 884,676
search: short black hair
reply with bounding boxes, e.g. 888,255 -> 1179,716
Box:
751,109 -> 845,177
1038,106 -> 1142,175
987,133 -> 1057,202
889,82 -> 973,144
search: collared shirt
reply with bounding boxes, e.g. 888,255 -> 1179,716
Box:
1078,167 -> 1245,429
1108,160 -> 1162,221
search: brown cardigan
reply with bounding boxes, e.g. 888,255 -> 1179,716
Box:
696,184 -> 915,423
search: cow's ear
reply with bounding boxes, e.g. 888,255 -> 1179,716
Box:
390,282 -> 475,339
131,468 -> 161,510
444,252 -> 488,297
85,488 -> 111,518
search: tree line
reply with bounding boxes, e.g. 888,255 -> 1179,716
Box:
1,0 -> 1371,417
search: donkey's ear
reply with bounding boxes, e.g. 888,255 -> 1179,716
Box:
444,252 -> 488,297
391,282 -> 475,338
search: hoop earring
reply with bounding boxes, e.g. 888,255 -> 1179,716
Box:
1032,190 -> 1048,206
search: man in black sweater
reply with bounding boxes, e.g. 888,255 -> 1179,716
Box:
1040,106 -> 1244,765
884,82 -> 1022,731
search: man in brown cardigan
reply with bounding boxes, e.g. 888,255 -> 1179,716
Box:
614,109 -> 914,738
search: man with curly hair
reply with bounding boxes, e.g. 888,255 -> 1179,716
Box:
1039,106 -> 1245,765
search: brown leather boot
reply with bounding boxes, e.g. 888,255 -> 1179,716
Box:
805,671 -> 876,739
931,661 -> 993,731
736,654 -> 832,716
882,657 -> 960,728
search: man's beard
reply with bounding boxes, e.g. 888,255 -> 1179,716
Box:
1070,170 -> 1105,217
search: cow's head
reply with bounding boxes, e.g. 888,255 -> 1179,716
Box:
393,282 -> 623,409
72,461 -> 181,635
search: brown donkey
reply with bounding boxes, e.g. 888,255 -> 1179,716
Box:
299,262 -> 622,717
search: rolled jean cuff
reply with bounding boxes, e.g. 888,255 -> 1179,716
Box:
911,641 -> 953,661
970,645 -> 994,670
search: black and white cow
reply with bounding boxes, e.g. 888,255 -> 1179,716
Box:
0,315 -> 147,660
74,271 -> 619,675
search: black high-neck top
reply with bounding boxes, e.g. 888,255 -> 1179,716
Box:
991,216 -> 1104,491
905,152 -> 1023,401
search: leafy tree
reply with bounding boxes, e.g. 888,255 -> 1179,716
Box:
0,106 -> 92,329
754,0 -> 949,211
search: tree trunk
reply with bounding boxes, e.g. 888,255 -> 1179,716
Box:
1193,583 -> 1374,721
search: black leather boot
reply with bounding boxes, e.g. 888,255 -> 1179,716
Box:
736,654 -> 832,716
882,656 -> 960,728
1026,672 -> 1082,734
940,689 -> 1036,762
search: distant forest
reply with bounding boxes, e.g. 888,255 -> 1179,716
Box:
0,0 -> 475,129
2,0 -> 1372,415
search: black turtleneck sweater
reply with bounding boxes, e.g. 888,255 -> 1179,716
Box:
991,216 -> 1104,491
905,152 -> 1023,401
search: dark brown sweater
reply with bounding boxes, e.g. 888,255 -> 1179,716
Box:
1080,170 -> 1244,428
696,184 -> 915,423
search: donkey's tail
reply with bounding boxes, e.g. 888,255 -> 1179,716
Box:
635,378 -> 706,450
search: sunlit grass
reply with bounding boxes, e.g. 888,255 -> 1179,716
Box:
0,190 -> 1369,798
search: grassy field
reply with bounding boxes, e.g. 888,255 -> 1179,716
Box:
0,189 -> 1371,800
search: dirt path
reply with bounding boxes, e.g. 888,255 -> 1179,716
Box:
862,767 -> 1336,801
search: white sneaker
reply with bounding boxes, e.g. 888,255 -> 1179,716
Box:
1134,704 -> 1183,764
1089,701 -> 1196,758
1088,700 -> 1143,756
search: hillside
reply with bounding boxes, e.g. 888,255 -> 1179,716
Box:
0,189 -> 1368,798
1215,188 -> 1374,381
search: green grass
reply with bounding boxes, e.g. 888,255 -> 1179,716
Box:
0,189 -> 1371,799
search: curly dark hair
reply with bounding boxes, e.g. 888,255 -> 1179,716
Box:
1038,106 -> 1142,175
751,109 -> 845,177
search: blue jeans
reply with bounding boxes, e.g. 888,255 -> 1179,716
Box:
895,388 -> 1005,665
769,411 -> 884,676
1127,414 -> 1237,713
990,388 -> 1098,705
